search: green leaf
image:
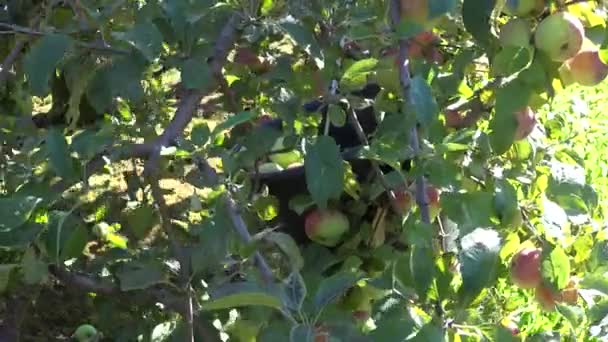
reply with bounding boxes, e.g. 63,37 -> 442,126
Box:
253,196 -> 280,221
458,228 -> 501,306
340,58 -> 378,92
0,264 -> 17,293
0,196 -> 42,232
191,122 -> 211,146
117,262 -> 165,291
413,322 -> 446,341
281,23 -> 324,69
0,223 -> 44,248
191,219 -> 229,276
491,47 -> 533,77
203,282 -> 283,311
24,34 -> 72,95
462,0 -> 496,45
265,232 -> 304,271
305,136 -> 344,209
313,271 -> 362,312
46,211 -> 89,262
328,104 -> 346,127
442,192 -> 495,234
581,272 -> 608,295
589,241 -> 608,272
588,299 -> 608,324
489,80 -> 532,154
115,21 -> 163,61
181,58 -> 212,90
410,76 -> 438,127
410,246 -> 435,301
282,271 -> 307,312
125,204 -> 159,240
541,245 -> 571,291
46,128 -> 78,180
21,248 -> 48,285
212,111 -> 257,136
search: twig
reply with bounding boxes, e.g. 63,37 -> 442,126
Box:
0,38 -> 26,85
224,195 -> 275,283
0,23 -> 130,55
390,0 -> 431,224
345,105 -> 401,213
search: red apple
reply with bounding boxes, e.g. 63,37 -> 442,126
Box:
510,247 -> 542,289
514,107 -> 536,140
560,49 -> 608,87
534,12 -> 584,62
305,209 -> 350,247
502,320 -> 520,336
445,110 -> 464,128
535,285 -> 559,311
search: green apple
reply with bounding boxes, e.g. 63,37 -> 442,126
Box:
304,208 -> 349,247
514,107 -> 536,140
510,247 -> 541,289
269,138 -> 303,168
559,49 -> 608,87
499,18 -> 532,48
72,324 -> 99,342
534,12 -> 584,62
503,0 -> 545,17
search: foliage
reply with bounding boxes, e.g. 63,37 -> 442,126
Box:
1,0 -> 608,341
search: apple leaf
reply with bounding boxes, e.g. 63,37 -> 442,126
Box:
313,271 -> 362,313
491,46 -> 533,77
117,261 -> 165,291
409,246 -> 435,301
281,22 -> 324,69
203,282 -> 284,311
46,128 -> 78,181
265,232 -> 304,271
340,58 -> 378,92
412,322 -> 446,341
305,136 -> 344,209
282,271 -> 307,312
113,21 -> 163,61
410,76 -> 439,127
181,58 -> 212,90
24,33 -> 73,96
541,245 -> 571,291
458,228 -> 501,306
462,0 -> 496,45
328,104 -> 346,127
489,80 -> 533,154
0,264 -> 17,293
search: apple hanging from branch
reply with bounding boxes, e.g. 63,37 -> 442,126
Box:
559,49 -> 608,87
514,107 -> 536,140
534,12 -> 584,62
510,247 -> 542,289
305,208 -> 350,247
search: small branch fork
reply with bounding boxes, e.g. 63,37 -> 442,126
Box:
389,0 -> 431,224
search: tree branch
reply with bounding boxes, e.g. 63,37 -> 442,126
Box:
390,0 -> 431,224
0,38 -> 26,85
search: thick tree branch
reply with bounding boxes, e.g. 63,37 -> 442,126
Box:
390,0 -> 431,224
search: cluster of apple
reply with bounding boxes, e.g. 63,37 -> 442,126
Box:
304,183 -> 441,247
510,247 -> 579,311
499,2 -> 608,87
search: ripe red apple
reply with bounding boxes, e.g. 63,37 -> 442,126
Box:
510,247 -> 542,289
502,320 -> 520,336
503,0 -> 545,17
560,49 -> 608,87
535,285 -> 559,311
234,47 -> 270,73
514,107 -> 536,140
499,18 -> 532,48
534,12 -> 584,62
304,209 -> 350,247
393,184 -> 440,220
445,109 -> 465,128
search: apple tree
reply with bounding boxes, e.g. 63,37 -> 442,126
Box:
1,0 -> 608,341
